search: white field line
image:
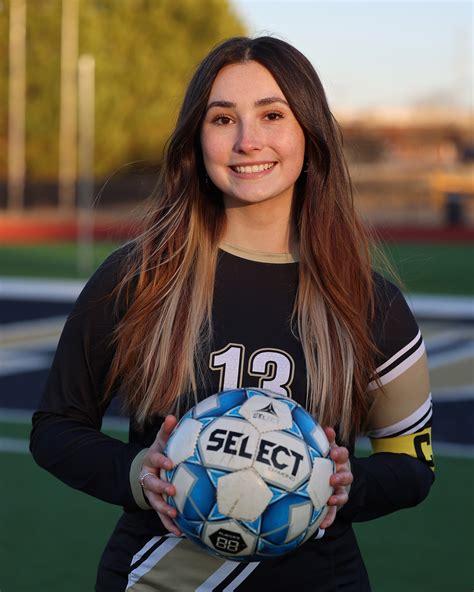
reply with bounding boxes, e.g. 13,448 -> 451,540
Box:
0,316 -> 66,349
1,409 -> 471,458
428,342 -> 474,370
1,277 -> 473,319
0,407 -> 129,431
424,326 -> 474,351
407,294 -> 474,321
432,386 -> 474,402
0,351 -> 52,376
0,438 -> 30,453
0,316 -> 65,377
0,277 -> 84,301
2,435 -> 472,458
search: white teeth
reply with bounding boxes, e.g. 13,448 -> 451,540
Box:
233,163 -> 275,174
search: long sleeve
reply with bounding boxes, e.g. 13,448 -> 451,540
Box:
338,275 -> 435,524
30,245 -> 146,511
339,452 -> 434,522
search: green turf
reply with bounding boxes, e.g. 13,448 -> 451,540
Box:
378,242 -> 474,296
0,242 -> 120,279
1,448 -> 472,591
355,456 -> 474,592
0,420 -> 127,442
0,452 -> 121,592
0,422 -> 32,439
0,241 -> 473,295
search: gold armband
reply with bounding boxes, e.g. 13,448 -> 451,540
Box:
370,427 -> 434,470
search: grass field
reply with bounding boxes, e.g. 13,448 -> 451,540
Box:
1,419 -> 472,592
1,432 -> 472,591
1,240 -> 473,590
0,240 -> 473,294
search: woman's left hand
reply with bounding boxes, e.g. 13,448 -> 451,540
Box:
319,426 -> 353,530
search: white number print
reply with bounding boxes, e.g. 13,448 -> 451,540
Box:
210,343 -> 245,391
249,348 -> 295,396
209,343 -> 295,396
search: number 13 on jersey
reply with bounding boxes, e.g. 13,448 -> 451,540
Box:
210,343 -> 295,397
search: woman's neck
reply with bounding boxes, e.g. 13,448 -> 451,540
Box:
222,199 -> 297,255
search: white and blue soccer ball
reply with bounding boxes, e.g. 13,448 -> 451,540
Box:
161,388 -> 334,560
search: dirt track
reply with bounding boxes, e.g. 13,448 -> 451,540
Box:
1,211 -> 473,244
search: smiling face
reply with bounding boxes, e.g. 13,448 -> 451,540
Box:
200,61 -> 306,211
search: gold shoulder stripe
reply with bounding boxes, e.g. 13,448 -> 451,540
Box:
370,427 -> 434,470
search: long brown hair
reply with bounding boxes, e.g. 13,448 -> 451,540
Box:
107,37 -> 377,442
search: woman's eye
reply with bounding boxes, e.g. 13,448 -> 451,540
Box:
264,111 -> 284,121
212,114 -> 233,125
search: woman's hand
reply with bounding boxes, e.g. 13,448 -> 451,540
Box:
139,415 -> 182,536
319,426 -> 353,530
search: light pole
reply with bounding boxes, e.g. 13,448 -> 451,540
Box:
58,0 -> 79,211
77,54 -> 95,275
7,0 -> 26,211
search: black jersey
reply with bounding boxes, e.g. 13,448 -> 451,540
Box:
30,244 -> 434,591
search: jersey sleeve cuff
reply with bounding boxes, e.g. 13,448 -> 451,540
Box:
130,448 -> 152,510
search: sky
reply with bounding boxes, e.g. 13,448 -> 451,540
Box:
231,0 -> 473,112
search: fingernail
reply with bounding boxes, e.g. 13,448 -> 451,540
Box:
165,486 -> 173,495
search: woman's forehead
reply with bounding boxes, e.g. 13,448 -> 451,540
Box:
208,61 -> 286,104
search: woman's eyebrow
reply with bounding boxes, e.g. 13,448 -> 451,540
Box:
206,100 -> 235,112
255,96 -> 289,107
205,96 -> 289,112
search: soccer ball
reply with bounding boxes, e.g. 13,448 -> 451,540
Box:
161,388 -> 334,560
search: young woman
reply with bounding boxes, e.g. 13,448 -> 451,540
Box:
30,37 -> 434,591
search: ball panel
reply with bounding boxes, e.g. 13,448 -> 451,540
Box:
311,424 -> 331,458
171,463 -> 215,519
182,464 -> 216,520
193,394 -> 220,418
194,389 -> 248,419
257,537 -> 301,557
260,495 -> 312,544
267,484 -> 290,505
308,457 -> 334,509
253,431 -> 311,491
173,514 -> 203,538
206,502 -> 230,522
239,515 -> 262,535
239,394 -> 293,433
171,464 -> 198,514
205,468 -> 228,489
202,520 -> 257,558
285,500 -> 313,543
217,468 -> 272,521
166,418 -> 202,466
198,417 -> 259,471
312,505 -> 329,530
247,388 -> 291,403
292,406 -> 330,457
300,506 -> 328,544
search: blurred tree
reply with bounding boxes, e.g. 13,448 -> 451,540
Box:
0,0 -> 245,181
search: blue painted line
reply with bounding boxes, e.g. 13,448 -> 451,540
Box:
426,338 -> 474,357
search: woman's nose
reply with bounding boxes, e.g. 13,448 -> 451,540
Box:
233,121 -> 263,153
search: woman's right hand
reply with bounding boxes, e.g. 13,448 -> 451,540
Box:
139,415 -> 182,536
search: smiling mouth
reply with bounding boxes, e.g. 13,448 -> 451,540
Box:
230,162 -> 276,174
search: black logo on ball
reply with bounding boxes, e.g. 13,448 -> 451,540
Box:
258,402 -> 278,415
209,528 -> 247,554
